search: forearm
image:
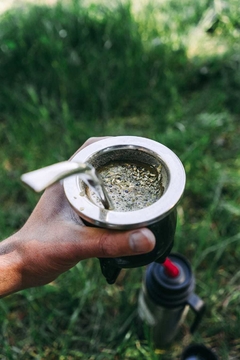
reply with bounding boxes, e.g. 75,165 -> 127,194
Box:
0,234 -> 23,298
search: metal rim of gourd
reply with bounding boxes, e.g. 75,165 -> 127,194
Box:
63,136 -> 186,229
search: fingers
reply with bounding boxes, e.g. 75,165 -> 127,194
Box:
70,136 -> 112,159
73,226 -> 156,259
81,136 -> 111,149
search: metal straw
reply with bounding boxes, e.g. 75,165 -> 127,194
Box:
21,161 -> 112,210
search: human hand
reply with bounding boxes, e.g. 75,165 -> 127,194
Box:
0,137 -> 155,297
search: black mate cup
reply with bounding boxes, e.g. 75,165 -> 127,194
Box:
63,136 -> 186,284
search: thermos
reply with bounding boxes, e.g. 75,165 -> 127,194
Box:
137,253 -> 206,348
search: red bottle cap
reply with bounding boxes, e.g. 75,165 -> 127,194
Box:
162,257 -> 180,278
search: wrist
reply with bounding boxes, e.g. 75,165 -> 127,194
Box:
0,233 -> 24,298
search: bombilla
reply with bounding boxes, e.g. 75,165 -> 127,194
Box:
21,161 -> 112,210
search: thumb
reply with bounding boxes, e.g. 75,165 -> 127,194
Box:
75,227 -> 156,259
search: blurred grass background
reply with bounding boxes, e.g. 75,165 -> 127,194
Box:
0,0 -> 240,358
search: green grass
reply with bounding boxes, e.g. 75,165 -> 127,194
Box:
0,0 -> 240,358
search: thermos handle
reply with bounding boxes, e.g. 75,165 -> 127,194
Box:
187,293 -> 206,333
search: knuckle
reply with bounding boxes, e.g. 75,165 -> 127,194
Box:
83,137 -> 96,146
98,233 -> 114,257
